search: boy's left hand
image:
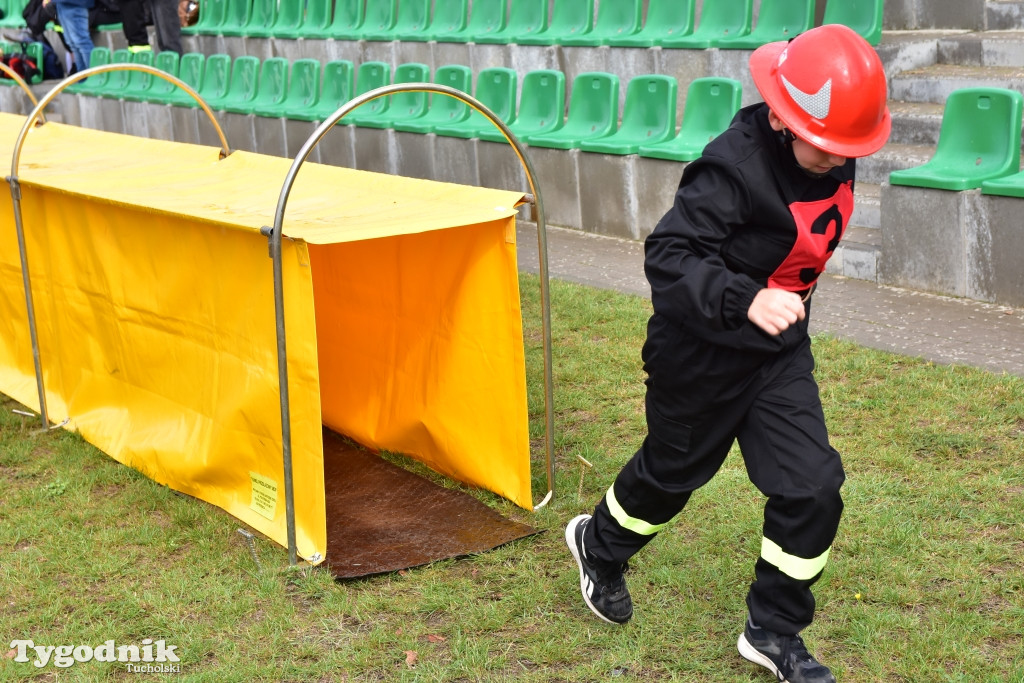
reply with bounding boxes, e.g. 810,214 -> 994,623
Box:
747,288 -> 806,336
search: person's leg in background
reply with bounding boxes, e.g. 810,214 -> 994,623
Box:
146,0 -> 182,54
53,4 -> 93,72
117,0 -> 152,52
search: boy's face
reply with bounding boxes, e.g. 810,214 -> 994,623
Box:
767,109 -> 849,175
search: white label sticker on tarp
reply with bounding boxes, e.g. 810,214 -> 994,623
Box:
249,472 -> 279,520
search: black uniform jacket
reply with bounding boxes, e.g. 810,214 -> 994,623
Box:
644,103 -> 855,354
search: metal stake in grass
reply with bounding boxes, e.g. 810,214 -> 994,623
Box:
576,453 -> 594,503
237,528 -> 263,572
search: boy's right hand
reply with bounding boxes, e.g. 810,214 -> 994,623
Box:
747,288 -> 806,336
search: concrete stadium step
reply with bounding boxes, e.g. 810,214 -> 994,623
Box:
937,29 -> 1024,66
857,143 -> 935,185
888,100 -> 946,147
890,63 -> 1024,102
851,182 -> 881,231
987,1 -> 1024,30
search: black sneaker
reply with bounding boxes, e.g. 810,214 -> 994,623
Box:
565,514 -> 633,624
737,617 -> 836,683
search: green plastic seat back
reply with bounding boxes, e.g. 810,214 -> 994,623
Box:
362,0 -> 397,36
217,0 -> 252,35
283,58 -> 321,110
823,0 -> 884,46
393,64 -> 472,133
351,62 -> 429,127
384,0 -> 430,40
116,50 -> 154,98
196,53 -> 232,104
580,74 -> 677,154
210,55 -> 260,109
243,0 -> 278,37
68,46 -> 110,93
486,0 -> 547,42
667,0 -> 751,47
342,61 -> 391,120
890,88 -> 1024,191
717,0 -> 813,48
243,57 -> 288,113
562,0 -> 640,46
269,0 -> 305,37
143,51 -> 182,101
426,0 -> 468,40
525,71 -> 619,148
182,0 -> 227,33
445,66 -> 517,137
482,69 -> 565,141
319,0 -> 364,39
462,0 -> 508,42
165,52 -> 205,105
608,0 -> 694,47
311,60 -> 354,120
546,0 -> 594,44
639,77 -> 741,161
300,0 -> 332,35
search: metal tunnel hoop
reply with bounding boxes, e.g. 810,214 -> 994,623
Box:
7,62 -> 233,429
265,83 -> 557,566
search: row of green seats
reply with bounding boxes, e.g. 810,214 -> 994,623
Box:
890,87 -> 1024,193
183,0 -> 883,48
66,49 -> 743,160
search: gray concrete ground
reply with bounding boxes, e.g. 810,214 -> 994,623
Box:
517,223 -> 1024,377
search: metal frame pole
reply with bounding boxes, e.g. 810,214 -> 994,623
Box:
266,83 -> 557,565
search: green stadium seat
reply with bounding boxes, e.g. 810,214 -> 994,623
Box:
524,71 -> 618,149
235,0 -> 276,38
579,74 -> 677,155
479,69 -> 565,143
293,0 -> 332,38
560,0 -> 641,47
204,55 -> 260,111
377,0 -> 430,41
120,49 -> 158,101
339,60 -> 390,122
434,66 -> 516,138
348,62 -> 429,128
163,52 -> 206,107
890,87 -> 1024,191
306,0 -> 364,40
65,46 -> 110,94
981,170 -> 1024,198
474,0 -> 547,44
638,77 -> 741,161
823,0 -> 884,46
0,0 -> 26,27
359,0 -> 397,39
716,0 -> 813,49
184,53 -> 231,109
227,56 -> 286,115
97,49 -> 148,99
133,51 -> 181,104
216,0 -> 252,36
24,41 -> 43,82
267,0 -> 306,39
664,0 -> 751,49
424,0 -> 468,41
254,58 -> 320,119
516,0 -> 592,45
392,64 -> 473,134
181,0 -> 226,34
439,0 -> 506,44
607,0 -> 694,48
308,59 -> 354,121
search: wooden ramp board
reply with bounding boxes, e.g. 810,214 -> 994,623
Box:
322,429 -> 539,579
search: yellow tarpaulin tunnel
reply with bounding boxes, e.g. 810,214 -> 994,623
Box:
0,113 -> 535,564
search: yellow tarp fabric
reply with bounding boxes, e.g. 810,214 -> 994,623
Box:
0,114 -> 532,563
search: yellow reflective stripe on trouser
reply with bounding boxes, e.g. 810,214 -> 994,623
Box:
606,485 -> 671,536
761,538 -> 831,581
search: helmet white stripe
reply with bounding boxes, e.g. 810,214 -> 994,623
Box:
781,75 -> 832,120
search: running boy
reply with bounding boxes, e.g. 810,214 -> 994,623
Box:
565,24 -> 891,683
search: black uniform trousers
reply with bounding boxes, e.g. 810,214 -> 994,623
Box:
584,312 -> 845,635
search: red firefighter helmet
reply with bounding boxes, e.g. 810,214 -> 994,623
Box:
749,23 -> 891,158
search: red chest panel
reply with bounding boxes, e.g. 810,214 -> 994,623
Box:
768,181 -> 854,292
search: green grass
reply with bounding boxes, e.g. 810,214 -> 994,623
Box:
1,275 -> 1023,681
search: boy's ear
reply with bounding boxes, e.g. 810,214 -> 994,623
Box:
766,109 -> 786,132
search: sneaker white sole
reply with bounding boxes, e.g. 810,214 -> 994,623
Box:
565,514 -> 618,625
737,632 -> 789,682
